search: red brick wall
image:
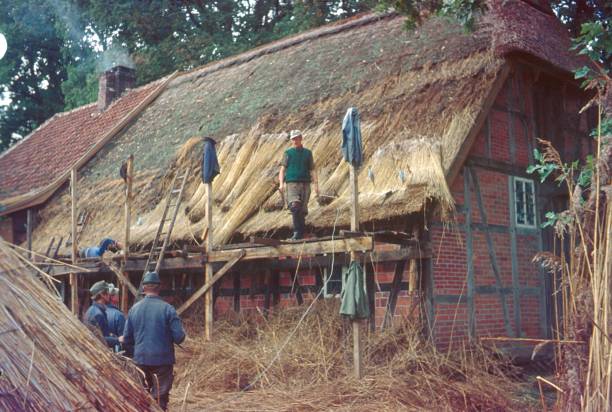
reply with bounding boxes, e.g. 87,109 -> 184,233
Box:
430,67 -> 593,346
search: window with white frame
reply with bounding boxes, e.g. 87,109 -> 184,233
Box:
323,265 -> 345,298
513,177 -> 536,228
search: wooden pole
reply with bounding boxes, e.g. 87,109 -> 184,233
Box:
350,163 -> 362,379
122,155 -> 134,313
350,165 -> 359,233
70,169 -> 78,316
26,209 -> 33,260
204,182 -> 214,340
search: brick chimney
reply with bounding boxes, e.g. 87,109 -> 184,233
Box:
97,66 -> 136,111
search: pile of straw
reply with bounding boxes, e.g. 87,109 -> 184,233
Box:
0,240 -> 159,411
171,301 -> 533,411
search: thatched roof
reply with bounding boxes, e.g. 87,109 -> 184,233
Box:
27,3 -> 584,253
0,77 -> 170,216
0,240 -> 159,411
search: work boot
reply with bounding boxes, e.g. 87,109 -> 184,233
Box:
291,209 -> 304,240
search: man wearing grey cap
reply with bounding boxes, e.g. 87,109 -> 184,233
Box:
105,283 -> 126,352
279,130 -> 319,240
85,280 -> 119,348
121,271 -> 185,411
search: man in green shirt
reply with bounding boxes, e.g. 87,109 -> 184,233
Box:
279,130 -> 319,240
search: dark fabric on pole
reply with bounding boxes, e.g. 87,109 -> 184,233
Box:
202,137 -> 220,183
339,261 -> 370,319
341,107 -> 363,167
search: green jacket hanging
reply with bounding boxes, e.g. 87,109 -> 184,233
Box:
339,261 -> 370,320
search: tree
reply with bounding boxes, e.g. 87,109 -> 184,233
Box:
0,0 -> 69,151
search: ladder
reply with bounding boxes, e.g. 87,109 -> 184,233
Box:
65,211 -> 89,247
139,168 -> 190,291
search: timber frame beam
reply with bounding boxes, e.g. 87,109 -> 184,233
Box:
47,237 -> 431,277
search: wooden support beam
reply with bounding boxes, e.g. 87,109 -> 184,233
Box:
349,163 -> 362,379
263,269 -> 272,313
26,209 -> 33,259
204,182 -> 213,340
250,236 -> 281,247
464,169 -> 476,340
466,156 -> 531,178
122,155 -> 134,312
469,168 -> 514,336
272,270 -> 280,306
381,259 -> 406,330
233,271 -> 240,312
70,169 -> 78,316
108,264 -> 139,298
366,256 -> 375,333
291,269 -> 304,305
178,249 -> 245,316
421,229 -> 435,342
206,236 -> 373,262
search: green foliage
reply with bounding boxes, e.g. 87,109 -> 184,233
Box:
0,0 -> 69,151
541,210 -> 573,229
526,149 -> 559,184
571,16 -> 611,89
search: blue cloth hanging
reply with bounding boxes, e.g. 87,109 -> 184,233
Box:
341,107 -> 363,167
202,137 -> 220,184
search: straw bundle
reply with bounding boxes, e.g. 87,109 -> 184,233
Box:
171,300 -> 533,411
0,240 -> 160,411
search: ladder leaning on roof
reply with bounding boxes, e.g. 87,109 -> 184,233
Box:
138,168 -> 190,295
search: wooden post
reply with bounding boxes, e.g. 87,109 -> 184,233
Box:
70,169 -> 78,316
350,163 -> 362,379
350,165 -> 359,233
26,209 -> 33,260
205,182 -> 214,340
122,155 -> 134,313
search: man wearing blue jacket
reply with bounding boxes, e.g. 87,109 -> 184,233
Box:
85,280 -> 119,348
122,272 -> 185,411
105,283 -> 126,352
79,237 -> 121,258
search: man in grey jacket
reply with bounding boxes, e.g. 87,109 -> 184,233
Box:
121,272 -> 185,411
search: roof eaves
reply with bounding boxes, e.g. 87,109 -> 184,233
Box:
445,61 -> 511,185
0,72 -> 177,216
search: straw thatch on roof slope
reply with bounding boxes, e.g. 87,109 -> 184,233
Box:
31,13 -> 503,253
0,241 -> 160,411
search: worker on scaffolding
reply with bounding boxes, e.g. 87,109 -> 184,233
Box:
79,237 -> 122,258
121,271 -> 185,411
279,130 -> 319,240
105,283 -> 126,353
84,280 -> 119,348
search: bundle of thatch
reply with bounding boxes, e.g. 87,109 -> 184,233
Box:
171,301 -> 534,411
0,240 -> 160,411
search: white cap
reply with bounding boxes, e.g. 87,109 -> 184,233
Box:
107,283 -> 120,295
289,130 -> 303,140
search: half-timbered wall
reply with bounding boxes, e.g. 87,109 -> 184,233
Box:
430,64 -> 593,346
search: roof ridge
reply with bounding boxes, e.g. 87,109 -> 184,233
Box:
171,11 -> 397,87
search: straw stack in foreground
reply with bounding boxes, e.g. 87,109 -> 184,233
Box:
0,240 -> 160,412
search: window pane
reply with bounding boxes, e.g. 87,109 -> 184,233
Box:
525,181 -> 535,225
515,180 -> 525,224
